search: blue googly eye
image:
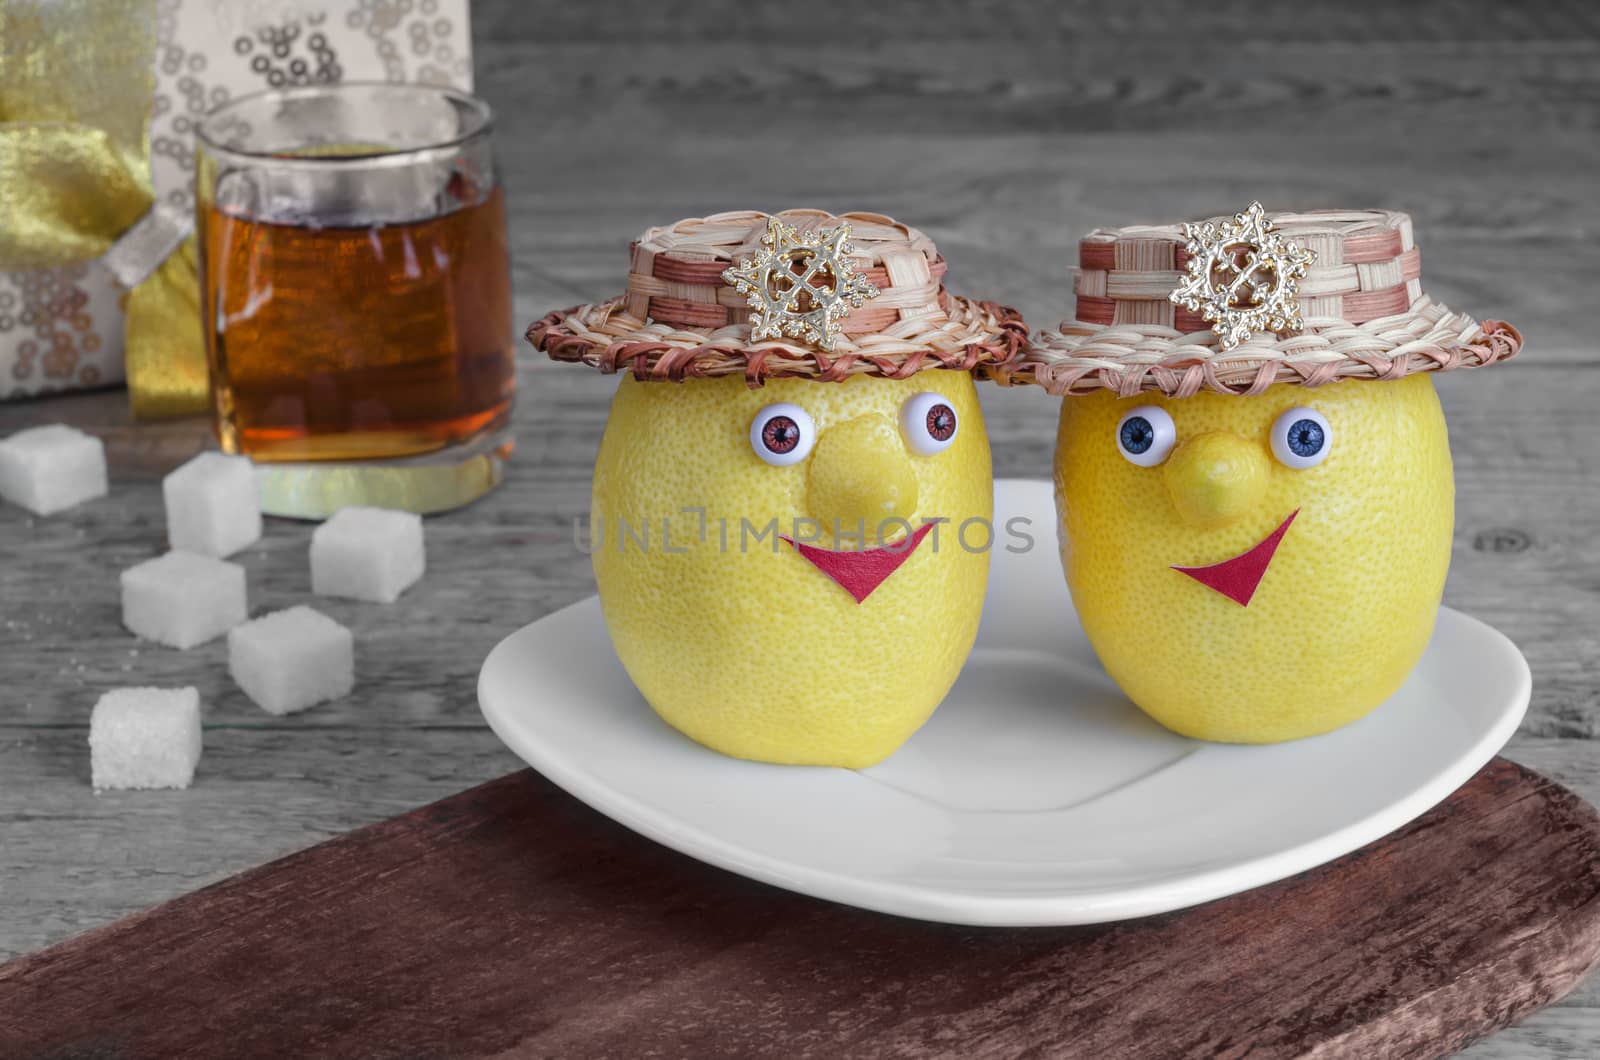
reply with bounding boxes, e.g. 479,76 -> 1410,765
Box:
1116,406 -> 1176,467
1270,407 -> 1332,469
1286,419 -> 1324,457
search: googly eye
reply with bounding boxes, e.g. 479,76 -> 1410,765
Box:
900,392 -> 959,455
749,403 -> 816,466
1270,407 -> 1332,469
1116,406 -> 1177,467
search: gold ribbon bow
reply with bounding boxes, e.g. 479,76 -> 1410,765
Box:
0,0 -> 207,418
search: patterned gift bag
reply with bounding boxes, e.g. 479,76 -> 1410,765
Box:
0,0 -> 472,414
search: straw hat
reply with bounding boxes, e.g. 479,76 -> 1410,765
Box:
527,209 -> 1026,385
997,203 -> 1522,397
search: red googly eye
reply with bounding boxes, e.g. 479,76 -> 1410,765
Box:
762,415 -> 801,454
749,403 -> 816,466
901,392 -> 959,455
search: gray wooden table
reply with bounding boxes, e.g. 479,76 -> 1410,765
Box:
3,2 -> 1596,1055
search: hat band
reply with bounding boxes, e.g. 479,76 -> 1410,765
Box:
623,249 -> 950,335
1074,230 -> 1422,332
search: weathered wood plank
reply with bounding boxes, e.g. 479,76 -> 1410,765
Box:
0,727 -> 521,961
4,757 -> 1599,1060
477,39 -> 1600,151
483,123 -> 1591,358
473,0 -> 1600,45
4,729 -> 1596,972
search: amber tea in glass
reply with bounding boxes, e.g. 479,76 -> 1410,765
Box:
195,84 -> 512,514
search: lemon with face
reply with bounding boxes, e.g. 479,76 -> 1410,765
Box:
1055,375 -> 1454,742
1021,204 -> 1520,743
533,209 -> 1021,766
592,370 -> 991,767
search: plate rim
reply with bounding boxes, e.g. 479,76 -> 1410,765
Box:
478,480 -> 1531,927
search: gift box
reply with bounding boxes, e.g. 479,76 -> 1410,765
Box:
0,0 -> 473,416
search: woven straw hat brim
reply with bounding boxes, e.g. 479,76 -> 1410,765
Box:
994,297 -> 1521,398
528,295 -> 1027,385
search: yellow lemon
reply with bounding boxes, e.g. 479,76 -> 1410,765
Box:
1054,375 -> 1453,743
591,371 -> 991,767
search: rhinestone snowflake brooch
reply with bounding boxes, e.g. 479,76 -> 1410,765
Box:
1169,201 -> 1317,351
722,217 -> 880,351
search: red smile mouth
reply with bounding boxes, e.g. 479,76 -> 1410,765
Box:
781,522 -> 937,604
1171,510 -> 1299,607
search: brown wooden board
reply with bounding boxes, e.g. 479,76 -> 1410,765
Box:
2,756 -> 1598,1059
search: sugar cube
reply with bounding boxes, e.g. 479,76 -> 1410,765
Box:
121,551 -> 248,649
89,686 -> 203,791
311,506 -> 425,604
163,452 -> 262,557
0,424 -> 107,516
228,605 -> 354,715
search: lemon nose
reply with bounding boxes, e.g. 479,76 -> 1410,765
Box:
806,413 -> 919,536
1163,431 -> 1269,529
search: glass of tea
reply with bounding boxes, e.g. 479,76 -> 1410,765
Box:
195,83 -> 514,517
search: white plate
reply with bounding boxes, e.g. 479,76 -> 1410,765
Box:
478,479 -> 1530,927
